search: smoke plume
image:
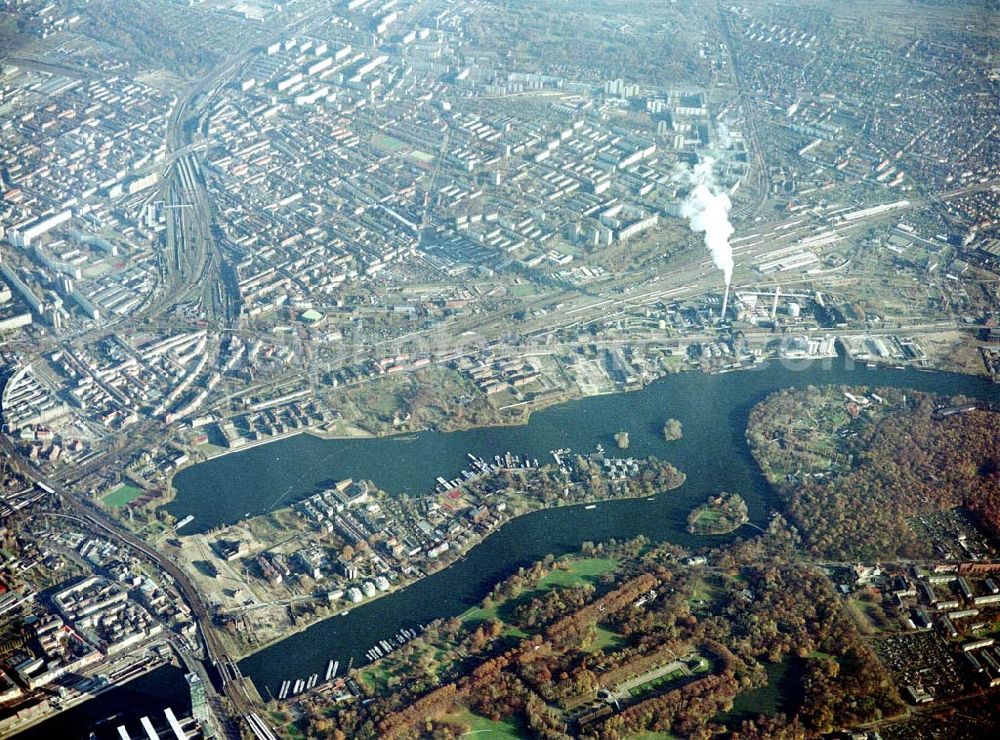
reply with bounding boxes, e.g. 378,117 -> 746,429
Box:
716,120 -> 732,149
677,157 -> 734,287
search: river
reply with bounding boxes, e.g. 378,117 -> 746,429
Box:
35,361 -> 1000,735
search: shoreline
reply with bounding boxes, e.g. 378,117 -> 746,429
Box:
0,654 -> 169,738
197,424 -> 376,464
159,356 -> 986,521
152,424 -> 377,520
152,362 -> 996,682
226,473 -> 687,667
164,376 -> 644,492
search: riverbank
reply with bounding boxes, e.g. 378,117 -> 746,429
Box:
160,363 -> 1000,692
157,364 -> 659,518
237,487 -> 683,665
158,354 -> 989,529
191,419 -> 375,465
172,455 -> 686,661
137,422 -> 377,531
0,651 -> 170,738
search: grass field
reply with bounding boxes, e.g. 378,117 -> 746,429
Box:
692,508 -> 723,527
447,709 -> 525,737
689,505 -> 743,535
688,575 -> 722,611
535,556 -> 617,589
587,624 -> 625,653
374,134 -> 408,151
103,484 -> 145,509
849,600 -> 877,633
720,657 -> 803,725
460,556 -> 618,630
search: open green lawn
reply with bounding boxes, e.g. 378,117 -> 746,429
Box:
359,660 -> 399,694
462,557 -> 617,626
693,508 -> 723,526
374,134 -> 408,151
81,262 -> 113,280
848,599 -> 881,633
461,557 -> 618,638
587,624 -> 625,653
449,709 -> 525,737
364,390 -> 403,418
690,505 -> 744,535
537,557 -> 618,589
627,731 -> 678,739
661,354 -> 685,371
688,576 -> 722,611
721,658 -> 800,724
460,600 -> 506,628
102,484 -> 145,509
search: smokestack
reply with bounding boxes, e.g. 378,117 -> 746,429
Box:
721,282 -> 730,320
771,286 -> 780,320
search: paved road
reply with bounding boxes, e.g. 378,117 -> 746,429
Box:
0,435 -> 251,736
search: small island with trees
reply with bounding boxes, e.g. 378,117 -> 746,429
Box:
662,418 -> 683,441
686,492 -> 748,535
613,431 -> 630,449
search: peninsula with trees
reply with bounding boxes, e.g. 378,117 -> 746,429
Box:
746,385 -> 1000,560
287,528 -> 908,739
264,386 -> 1000,740
166,450 -> 686,657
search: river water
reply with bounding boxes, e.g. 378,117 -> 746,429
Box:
38,362 -> 999,735
164,361 -> 999,695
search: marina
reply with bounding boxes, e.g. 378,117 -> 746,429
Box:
433,452 -> 540,494
274,627 -> 423,703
